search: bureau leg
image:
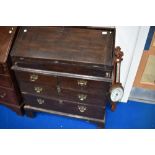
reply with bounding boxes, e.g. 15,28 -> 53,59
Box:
96,122 -> 104,129
88,120 -> 104,129
25,110 -> 35,118
14,106 -> 24,116
4,104 -> 24,116
15,109 -> 24,116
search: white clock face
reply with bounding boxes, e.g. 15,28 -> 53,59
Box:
110,87 -> 124,102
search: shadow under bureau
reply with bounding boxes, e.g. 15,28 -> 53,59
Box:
11,26 -> 116,128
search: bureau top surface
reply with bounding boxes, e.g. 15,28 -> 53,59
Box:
0,27 -> 17,64
11,26 -> 115,66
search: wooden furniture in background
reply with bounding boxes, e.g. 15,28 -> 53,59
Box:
0,27 -> 23,115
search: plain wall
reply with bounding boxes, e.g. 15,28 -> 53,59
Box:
115,26 -> 149,102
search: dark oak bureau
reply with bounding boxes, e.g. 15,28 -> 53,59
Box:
10,26 -> 120,128
0,27 -> 23,115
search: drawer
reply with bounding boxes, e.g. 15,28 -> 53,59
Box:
23,93 -> 105,120
0,64 -> 9,75
14,70 -> 57,86
13,60 -> 112,79
59,89 -> 106,107
0,86 -> 19,105
59,76 -> 110,94
0,74 -> 13,88
0,65 -> 4,74
19,81 -> 58,98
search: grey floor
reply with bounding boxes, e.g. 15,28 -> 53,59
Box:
129,87 -> 155,104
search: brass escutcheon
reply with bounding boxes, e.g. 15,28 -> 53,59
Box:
78,105 -> 87,113
77,79 -> 87,87
37,98 -> 44,105
30,74 -> 38,82
34,87 -> 43,93
78,94 -> 87,101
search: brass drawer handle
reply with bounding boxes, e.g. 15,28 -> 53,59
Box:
77,80 -> 87,87
78,94 -> 87,101
30,74 -> 38,82
78,105 -> 87,113
37,98 -> 45,105
0,92 -> 6,98
34,87 -> 43,93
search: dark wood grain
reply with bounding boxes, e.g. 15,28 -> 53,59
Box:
59,88 -> 106,107
0,86 -> 19,105
0,63 -> 9,74
19,81 -> 57,98
12,64 -> 112,82
23,93 -> 105,119
0,64 -> 4,74
10,26 -> 115,128
18,80 -> 107,107
59,76 -> 111,95
0,102 -> 24,115
0,74 -> 13,88
0,27 -> 17,63
11,27 -> 115,66
14,69 -> 57,85
0,26 -> 23,114
13,58 -> 112,79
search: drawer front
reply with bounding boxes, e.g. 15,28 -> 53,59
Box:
14,70 -> 57,86
59,89 -> 106,107
19,81 -> 58,98
59,76 -> 110,94
0,74 -> 13,88
18,81 -> 107,107
0,86 -> 18,104
0,65 -> 4,74
13,60 -> 112,79
0,64 -> 9,75
23,93 -> 105,119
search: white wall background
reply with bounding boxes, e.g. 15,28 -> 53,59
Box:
115,26 -> 150,102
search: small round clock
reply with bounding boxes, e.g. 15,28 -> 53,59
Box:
110,84 -> 124,102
